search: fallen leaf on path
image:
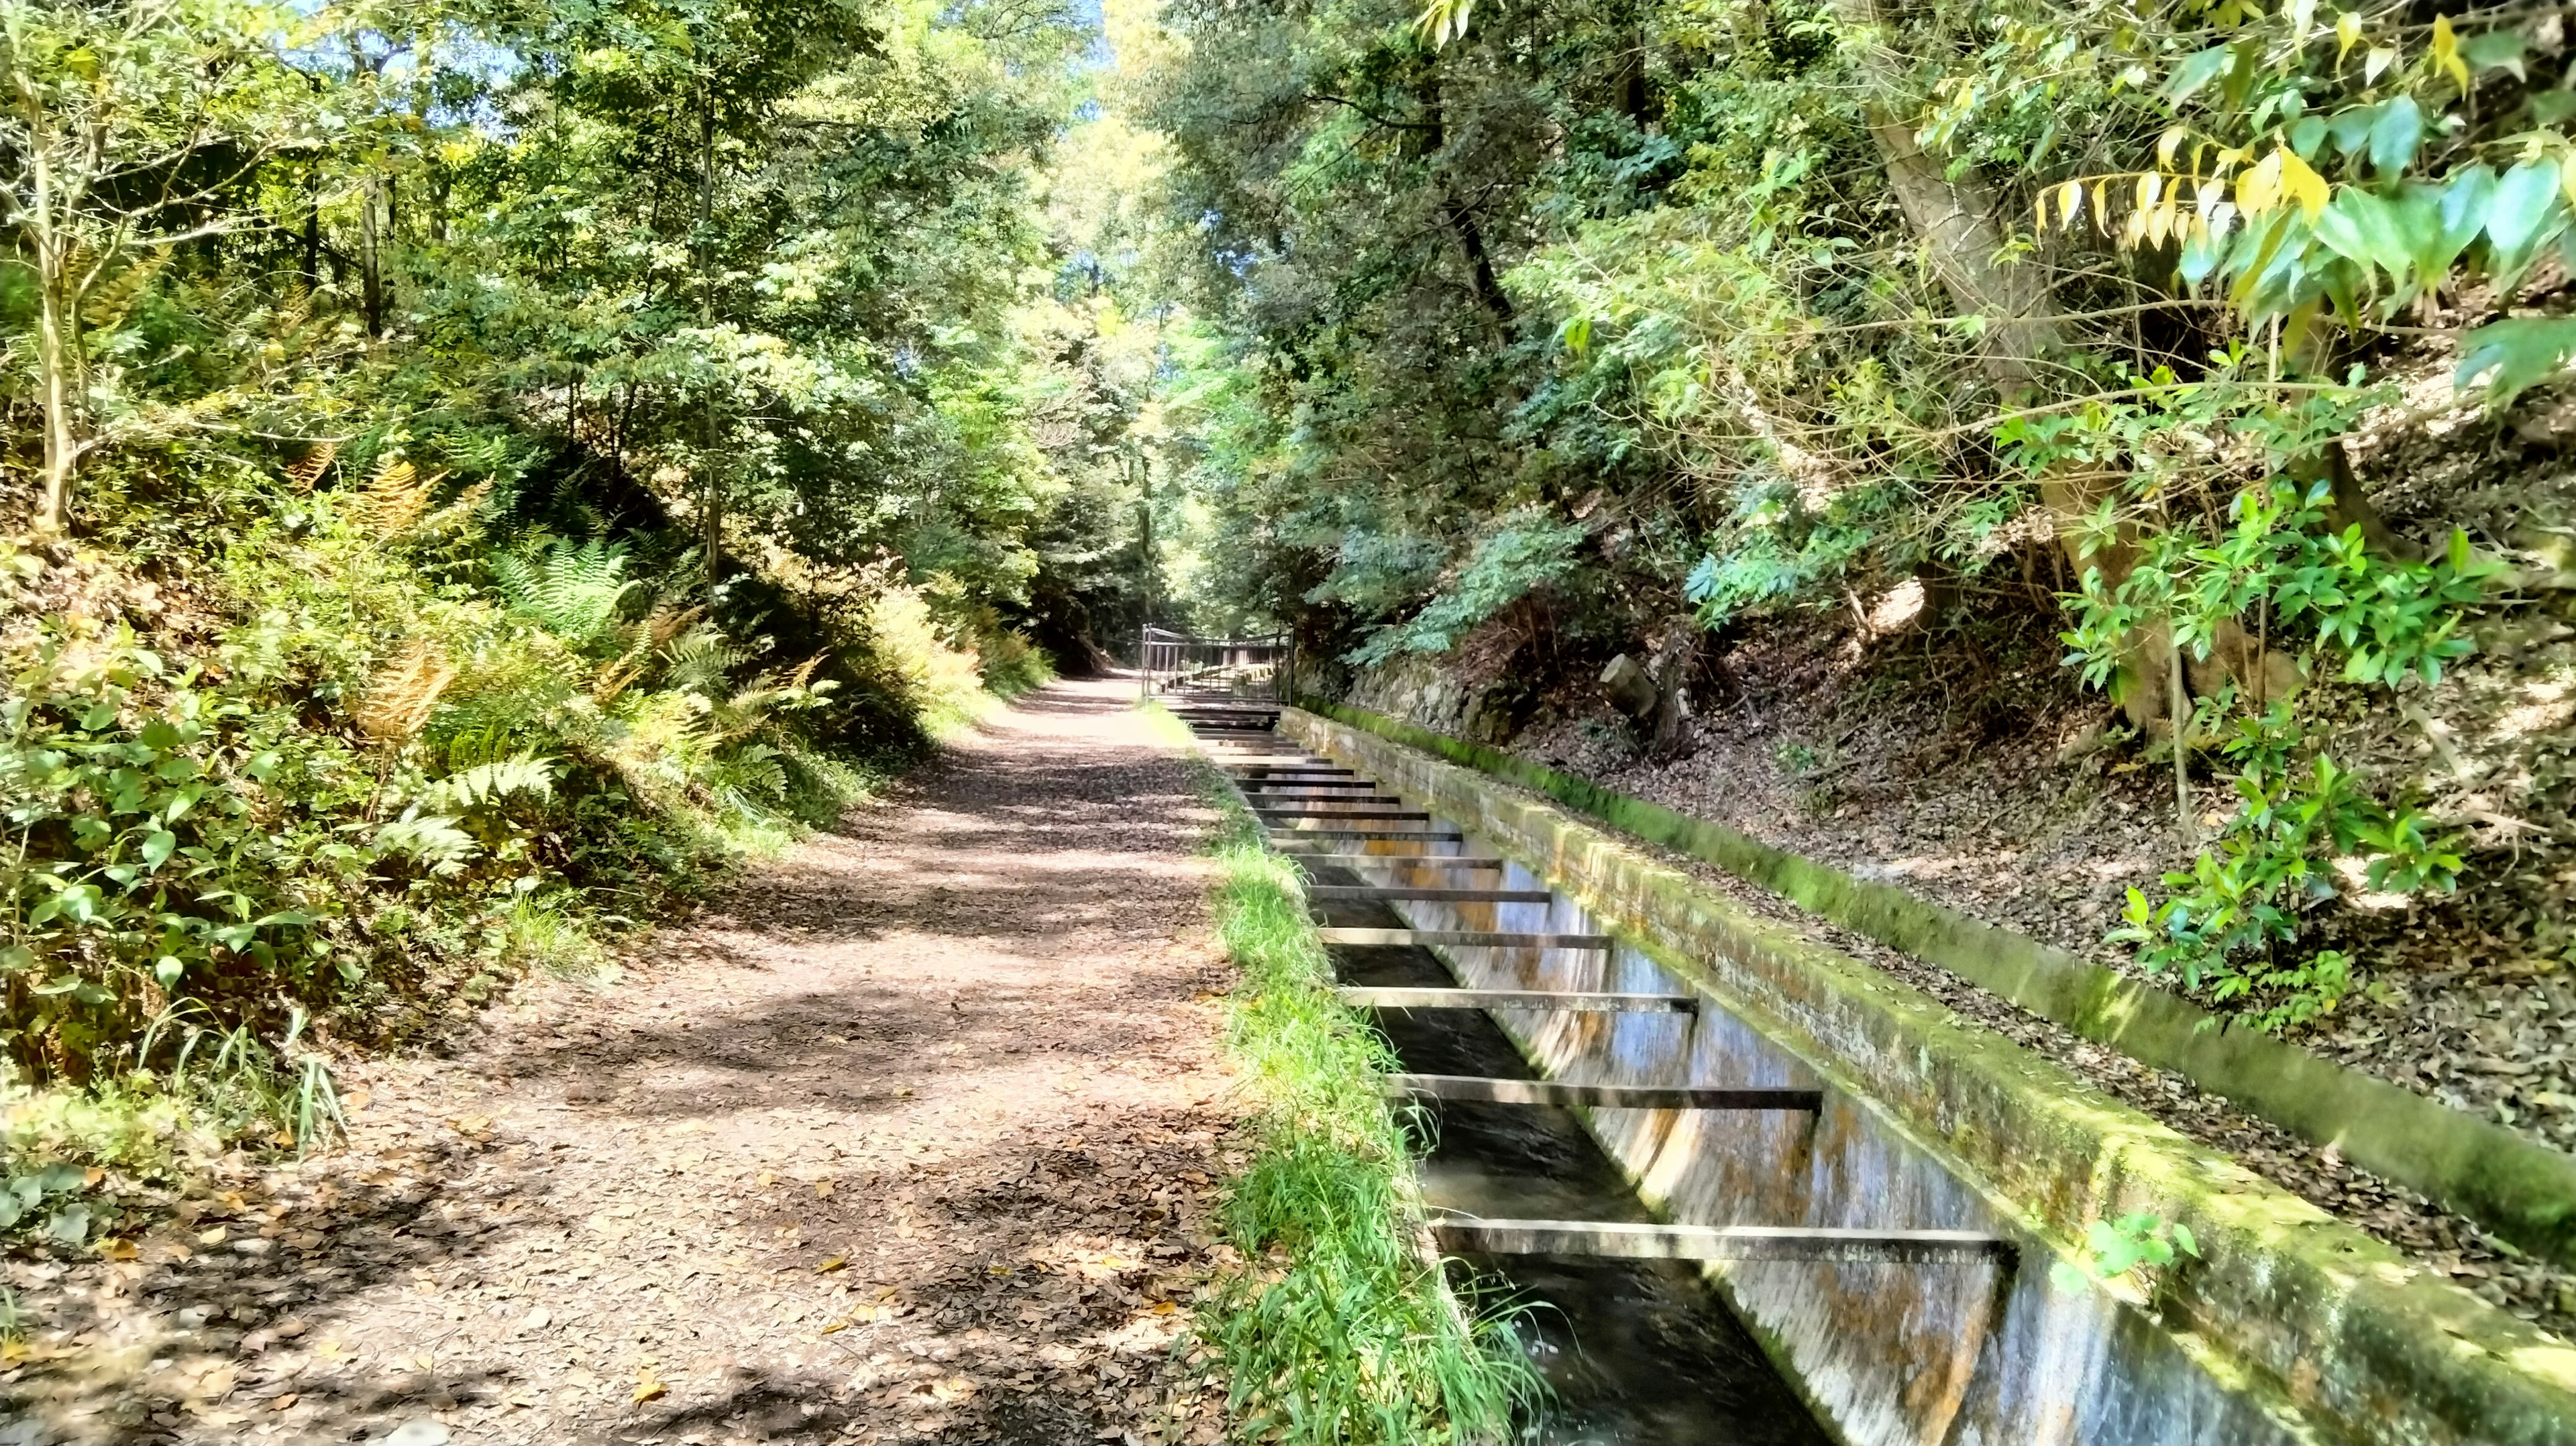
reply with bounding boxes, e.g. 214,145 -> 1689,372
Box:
633,1368 -> 666,1402
813,1179 -> 836,1198
815,1255 -> 846,1272
270,1393 -> 299,1412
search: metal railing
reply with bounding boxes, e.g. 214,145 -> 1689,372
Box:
1138,625 -> 1293,701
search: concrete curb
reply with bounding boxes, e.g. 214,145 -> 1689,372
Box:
1294,696 -> 2576,1272
1287,705 -> 2576,1446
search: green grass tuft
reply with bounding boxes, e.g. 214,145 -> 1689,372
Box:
1147,702 -> 1544,1445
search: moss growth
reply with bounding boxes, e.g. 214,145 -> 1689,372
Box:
1291,705 -> 2576,1446
1295,695 -> 2576,1272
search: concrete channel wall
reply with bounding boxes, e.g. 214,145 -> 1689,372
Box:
1279,707 -> 2576,1446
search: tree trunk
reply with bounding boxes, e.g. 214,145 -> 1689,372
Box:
696,97 -> 723,578
1833,0 -> 2180,726
1411,60 -> 1513,325
26,123 -> 78,535
34,242 -> 77,533
301,168 -> 321,289
360,177 -> 384,337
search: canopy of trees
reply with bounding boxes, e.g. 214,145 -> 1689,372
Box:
1131,0 -> 2567,1027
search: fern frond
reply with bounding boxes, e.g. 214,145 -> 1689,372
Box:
273,284 -> 313,339
356,456 -> 442,537
494,538 -> 641,647
427,756 -> 555,813
645,602 -> 704,647
285,441 -> 337,492
357,640 -> 458,743
420,478 -> 493,537
594,635 -> 653,705
82,254 -> 168,335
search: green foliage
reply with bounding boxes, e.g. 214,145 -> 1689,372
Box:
1134,0 -> 2569,1038
1344,510 -> 1587,664
2051,1212 -> 2199,1292
2007,375 -> 2493,1025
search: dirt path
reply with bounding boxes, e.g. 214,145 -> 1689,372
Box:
3,678 -> 1242,1446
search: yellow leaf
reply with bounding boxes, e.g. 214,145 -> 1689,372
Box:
2277,147 -> 2330,220
2135,171 -> 2164,215
101,1238 -> 137,1261
2035,192 -> 2049,233
2336,9 -> 2362,61
1150,1300 -> 1179,1315
816,1255 -> 847,1273
2122,207 -> 2149,247
2092,180 -> 2110,233
2058,180 -> 2084,231
196,1227 -> 227,1246
2157,128 -> 2186,169
633,1369 -> 665,1403
2431,15 -> 2469,93
812,1179 -> 835,1199
2237,150 -> 2284,217
2149,198 -> 2182,248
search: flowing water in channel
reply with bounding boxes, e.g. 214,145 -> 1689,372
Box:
1317,910 -> 1833,1446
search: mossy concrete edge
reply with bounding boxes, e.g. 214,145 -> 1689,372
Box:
1295,695 -> 2576,1270
1287,706 -> 2576,1446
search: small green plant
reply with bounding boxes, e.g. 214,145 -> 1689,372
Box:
1773,739 -> 1821,775
2027,388 -> 2492,1029
2108,707 -> 2461,1032
2053,1212 -> 2200,1292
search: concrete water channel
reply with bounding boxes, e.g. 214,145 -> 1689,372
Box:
1166,698 -> 2328,1446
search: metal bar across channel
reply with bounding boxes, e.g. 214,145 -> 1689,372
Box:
1254,808 -> 1433,820
1429,1219 -> 2012,1264
1337,987 -> 1694,1013
1318,928 -> 1608,948
1269,828 -> 1465,839
1306,886 -> 1553,903
1291,855 -> 1507,869
1387,1075 -> 1822,1110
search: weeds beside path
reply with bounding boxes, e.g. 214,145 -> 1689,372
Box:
1,677 -> 1243,1446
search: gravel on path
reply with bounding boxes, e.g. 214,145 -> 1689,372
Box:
2,677 -> 1244,1446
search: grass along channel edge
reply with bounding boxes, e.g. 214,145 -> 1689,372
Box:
1144,701 -> 1542,1445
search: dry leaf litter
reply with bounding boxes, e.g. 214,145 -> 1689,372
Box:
2,677 -> 1245,1446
